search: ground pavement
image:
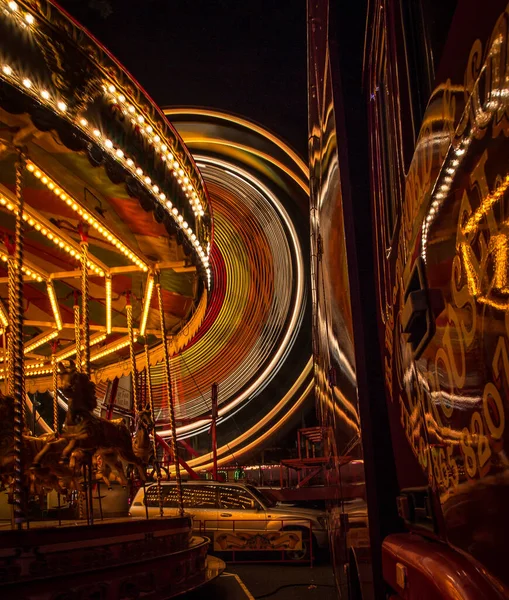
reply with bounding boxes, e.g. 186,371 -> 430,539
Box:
185,562 -> 337,600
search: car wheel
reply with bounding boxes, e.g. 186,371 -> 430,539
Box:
283,528 -> 315,562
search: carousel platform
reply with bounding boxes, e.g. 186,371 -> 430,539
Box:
0,515 -> 224,599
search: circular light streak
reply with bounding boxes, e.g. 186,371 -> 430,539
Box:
154,156 -> 305,437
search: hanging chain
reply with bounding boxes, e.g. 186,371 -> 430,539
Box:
126,297 -> 139,415
144,343 -> 163,517
51,341 -> 59,434
156,279 -> 184,516
9,149 -> 27,526
73,297 -> 81,371
80,240 -> 90,377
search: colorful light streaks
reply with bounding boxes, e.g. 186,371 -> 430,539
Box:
152,157 -> 305,438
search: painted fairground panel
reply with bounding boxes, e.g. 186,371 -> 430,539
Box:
307,0 -> 368,594
370,0 -> 509,589
213,529 -> 303,552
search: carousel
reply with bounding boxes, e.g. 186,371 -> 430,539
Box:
0,0 -> 223,598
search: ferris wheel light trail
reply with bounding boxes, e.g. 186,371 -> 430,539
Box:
156,156 -> 306,438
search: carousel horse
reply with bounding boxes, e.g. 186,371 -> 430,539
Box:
70,449 -> 129,489
0,394 -> 74,495
33,371 -> 147,480
132,404 -> 154,464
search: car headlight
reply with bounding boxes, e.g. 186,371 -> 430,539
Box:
317,516 -> 328,530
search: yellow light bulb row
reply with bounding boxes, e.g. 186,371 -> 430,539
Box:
0,57 -> 210,272
4,1 -> 36,27
26,368 -> 52,377
56,332 -> 107,362
0,249 -> 45,282
90,337 -> 132,362
139,274 -> 154,337
421,135 -> 473,262
27,161 -> 149,272
105,276 -> 112,335
24,330 -> 58,354
0,194 -> 106,277
46,282 -> 63,331
76,114 -> 209,267
0,367 -> 53,380
0,361 -> 45,375
103,85 -> 206,217
0,56 -> 68,116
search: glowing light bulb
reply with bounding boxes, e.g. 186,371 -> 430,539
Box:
22,78 -> 32,88
25,13 -> 34,24
41,90 -> 50,100
57,101 -> 67,112
2,65 -> 12,75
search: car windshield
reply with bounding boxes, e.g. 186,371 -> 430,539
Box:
246,485 -> 276,508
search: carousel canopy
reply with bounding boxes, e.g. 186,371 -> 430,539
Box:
0,0 -> 212,392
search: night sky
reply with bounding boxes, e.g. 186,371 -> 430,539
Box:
60,0 -> 308,157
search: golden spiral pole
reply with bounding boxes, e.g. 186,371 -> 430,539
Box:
73,292 -> 81,371
9,149 -> 27,526
144,343 -> 163,517
156,278 -> 184,517
51,340 -> 59,434
126,295 -> 139,415
2,329 -> 7,395
80,236 -> 90,377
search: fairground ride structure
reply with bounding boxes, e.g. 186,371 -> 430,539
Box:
0,1 -> 223,597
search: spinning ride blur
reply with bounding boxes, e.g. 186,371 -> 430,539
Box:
0,1 -> 222,598
309,0 -> 509,598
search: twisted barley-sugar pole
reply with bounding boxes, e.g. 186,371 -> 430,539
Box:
8,150 -> 27,526
73,291 -> 81,371
79,226 -> 90,377
126,293 -> 139,416
144,343 -> 164,517
51,340 -> 59,434
156,277 -> 184,517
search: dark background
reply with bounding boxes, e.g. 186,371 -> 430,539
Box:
60,0 -> 308,157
